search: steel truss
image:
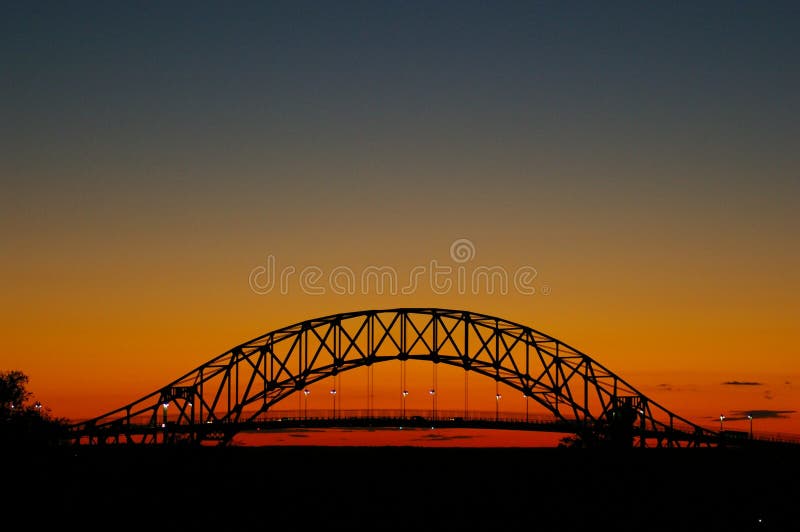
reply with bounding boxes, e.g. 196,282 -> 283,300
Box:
70,309 -> 718,447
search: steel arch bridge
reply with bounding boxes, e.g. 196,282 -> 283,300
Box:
70,308 -> 719,447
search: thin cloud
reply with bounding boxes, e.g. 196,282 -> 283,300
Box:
722,381 -> 763,386
726,410 -> 796,421
650,383 -> 699,393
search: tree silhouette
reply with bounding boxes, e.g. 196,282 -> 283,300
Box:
1,370 -> 67,448
1,370 -> 32,417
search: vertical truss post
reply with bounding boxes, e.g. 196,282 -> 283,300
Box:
226,365 -> 231,422
234,351 -> 240,421
199,368 -> 204,423
555,343 -> 560,414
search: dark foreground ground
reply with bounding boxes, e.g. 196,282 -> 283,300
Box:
6,445 -> 799,530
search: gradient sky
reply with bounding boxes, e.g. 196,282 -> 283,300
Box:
2,2 -> 798,436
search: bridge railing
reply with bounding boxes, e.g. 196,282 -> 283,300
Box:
70,408 -> 566,432
250,409 -> 561,424
71,408 -> 728,435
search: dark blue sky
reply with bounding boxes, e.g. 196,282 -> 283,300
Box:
5,2 -> 798,179
4,1 -> 798,238
3,0 -> 798,286
1,1 -> 798,295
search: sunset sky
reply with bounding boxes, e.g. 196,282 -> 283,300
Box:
2,2 -> 798,439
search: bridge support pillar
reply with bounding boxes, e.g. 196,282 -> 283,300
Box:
608,397 -> 638,449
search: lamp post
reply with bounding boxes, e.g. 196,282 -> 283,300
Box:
429,389 -> 436,421
303,389 -> 310,419
638,408 -> 646,448
748,414 -> 753,439
162,402 -> 169,443
330,389 -> 337,419
719,414 -> 725,433
495,393 -> 502,422
402,390 -> 409,419
523,393 -> 529,423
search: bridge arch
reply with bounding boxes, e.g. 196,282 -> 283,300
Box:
72,308 -> 715,446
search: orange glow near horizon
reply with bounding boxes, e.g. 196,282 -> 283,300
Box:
9,303 -> 799,442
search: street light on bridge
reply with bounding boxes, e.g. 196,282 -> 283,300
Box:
402,390 -> 409,419
495,393 -> 502,422
330,389 -> 337,419
162,402 -> 169,435
748,414 -> 753,439
719,414 -> 725,432
523,393 -> 528,423
429,389 -> 436,421
303,389 -> 310,419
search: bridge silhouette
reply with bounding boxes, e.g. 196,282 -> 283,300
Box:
71,308 -> 731,447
